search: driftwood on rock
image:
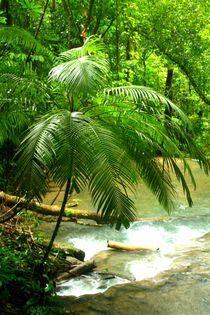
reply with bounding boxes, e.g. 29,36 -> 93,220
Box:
107,240 -> 159,251
55,259 -> 96,283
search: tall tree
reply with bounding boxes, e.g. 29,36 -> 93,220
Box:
14,38 -> 209,264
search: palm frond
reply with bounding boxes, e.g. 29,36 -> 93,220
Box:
87,106 -> 197,211
138,158 -> 175,212
51,113 -> 138,228
163,157 -> 194,207
183,141 -> 210,175
0,26 -> 54,61
49,56 -> 109,97
85,124 -> 137,229
0,73 -> 48,97
15,110 -> 137,228
0,108 -> 29,145
49,37 -> 109,97
101,119 -> 177,212
15,114 -> 59,200
103,85 -> 192,128
58,36 -> 107,61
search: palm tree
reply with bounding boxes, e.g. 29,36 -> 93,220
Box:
15,37 -> 209,263
0,26 -> 54,190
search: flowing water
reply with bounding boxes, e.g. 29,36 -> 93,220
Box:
41,160 -> 210,297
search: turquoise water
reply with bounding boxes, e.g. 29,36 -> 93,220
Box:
56,214 -> 210,296
42,160 -> 210,296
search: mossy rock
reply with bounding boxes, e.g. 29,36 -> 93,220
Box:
53,242 -> 85,261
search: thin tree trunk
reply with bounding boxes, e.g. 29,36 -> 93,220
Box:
125,37 -> 131,80
142,58 -> 147,85
81,0 -> 95,40
163,50 -> 210,105
25,0 -> 50,63
164,68 -> 174,119
115,0 -> 120,79
0,0 -> 12,25
51,0 -> 56,11
101,16 -> 116,38
165,68 -> 173,100
69,94 -> 74,112
92,15 -> 101,35
41,178 -> 71,264
62,0 -> 81,47
50,187 -> 62,205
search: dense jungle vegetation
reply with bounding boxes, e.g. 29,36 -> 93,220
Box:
0,0 -> 209,313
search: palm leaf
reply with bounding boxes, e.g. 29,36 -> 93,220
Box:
103,85 -> 192,128
86,104 -> 198,211
15,114 -> 59,200
0,26 -> 54,61
0,108 -> 29,145
58,36 -> 107,61
98,116 -> 177,212
163,157 -> 194,207
84,124 -> 137,228
15,110 -> 138,228
52,113 -> 138,228
49,37 -> 109,97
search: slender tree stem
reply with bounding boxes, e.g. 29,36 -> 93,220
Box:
0,0 -> 12,25
69,95 -> 74,112
41,178 -> 71,264
50,187 -> 62,205
165,68 -> 173,100
115,0 -> 120,78
101,16 -> 116,38
81,0 -> 95,40
26,0 -> 50,64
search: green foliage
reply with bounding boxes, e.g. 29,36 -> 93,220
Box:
0,10 -> 6,24
15,0 -> 42,17
15,38 -> 209,230
0,225 -> 59,315
49,37 -> 110,97
0,26 -> 54,64
0,1 -> 209,310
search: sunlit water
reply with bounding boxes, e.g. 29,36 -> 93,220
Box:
56,215 -> 210,296
42,160 -> 210,297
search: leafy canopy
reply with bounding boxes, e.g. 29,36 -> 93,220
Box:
15,37 -> 209,229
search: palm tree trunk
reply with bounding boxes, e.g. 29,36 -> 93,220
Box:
41,178 -> 71,264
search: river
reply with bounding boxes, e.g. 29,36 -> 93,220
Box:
39,159 -> 210,300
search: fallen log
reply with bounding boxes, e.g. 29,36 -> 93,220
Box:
0,191 -> 104,224
0,191 -> 170,224
55,259 -> 96,283
107,240 -> 159,251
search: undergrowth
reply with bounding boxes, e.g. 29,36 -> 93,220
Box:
0,214 -> 63,315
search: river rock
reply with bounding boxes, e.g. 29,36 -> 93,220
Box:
58,232 -> 210,315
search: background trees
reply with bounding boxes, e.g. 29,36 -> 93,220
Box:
14,37 -> 209,266
0,0 -> 209,192
0,1 -> 209,311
